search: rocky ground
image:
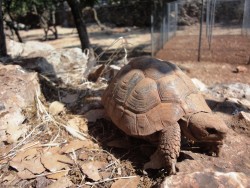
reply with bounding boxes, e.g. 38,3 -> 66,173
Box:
0,25 -> 250,187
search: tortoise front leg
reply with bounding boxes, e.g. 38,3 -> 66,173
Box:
159,123 -> 181,174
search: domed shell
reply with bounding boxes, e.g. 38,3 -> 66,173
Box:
102,57 -> 211,136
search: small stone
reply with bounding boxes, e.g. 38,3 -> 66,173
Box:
233,66 -> 248,73
161,171 -> 250,188
49,101 -> 65,116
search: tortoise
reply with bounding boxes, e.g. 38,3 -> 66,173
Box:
102,57 -> 228,174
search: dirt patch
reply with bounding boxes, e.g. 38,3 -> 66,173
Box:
171,61 -> 250,86
17,25 -> 151,52
157,35 -> 250,64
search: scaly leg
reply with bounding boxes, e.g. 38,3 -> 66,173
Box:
159,123 -> 181,174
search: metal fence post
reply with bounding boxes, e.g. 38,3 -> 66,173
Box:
162,3 -> 166,49
198,0 -> 204,62
243,0 -> 250,36
167,3 -> 170,40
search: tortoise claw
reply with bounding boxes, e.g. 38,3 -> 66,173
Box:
169,161 -> 177,175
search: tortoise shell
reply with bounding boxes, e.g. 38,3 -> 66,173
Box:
102,57 -> 211,136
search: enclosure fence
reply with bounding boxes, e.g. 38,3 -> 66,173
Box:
242,0 -> 250,36
151,1 -> 178,56
152,0 -> 250,60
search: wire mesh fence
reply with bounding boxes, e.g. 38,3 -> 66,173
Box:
152,0 -> 250,63
243,0 -> 250,36
151,1 -> 178,56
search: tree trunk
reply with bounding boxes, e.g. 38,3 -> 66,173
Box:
5,0 -> 22,42
0,0 -> 7,57
67,0 -> 90,50
6,12 -> 23,42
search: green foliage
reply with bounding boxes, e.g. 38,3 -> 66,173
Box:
80,0 -> 99,7
2,0 -> 61,17
106,0 -> 155,5
2,0 -> 101,18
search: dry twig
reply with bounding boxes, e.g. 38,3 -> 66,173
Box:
85,175 -> 138,186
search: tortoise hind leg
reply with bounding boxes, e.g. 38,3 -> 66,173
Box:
159,123 -> 181,174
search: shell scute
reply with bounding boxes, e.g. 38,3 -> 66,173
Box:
113,69 -> 144,104
125,78 -> 161,113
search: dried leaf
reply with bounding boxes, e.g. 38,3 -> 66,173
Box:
47,177 -> 73,188
6,124 -> 28,144
12,148 -> 39,162
100,171 -> 112,179
47,146 -> 61,154
17,169 -> 36,180
9,161 -> 25,171
41,151 -> 73,172
20,141 -> 40,150
1,173 -> 16,185
60,139 -> 90,153
92,161 -> 107,170
68,117 -> 88,132
78,152 -> 88,161
81,162 -> 101,181
64,125 -> 87,140
0,159 -> 8,165
49,101 -> 65,115
0,145 -> 11,157
83,109 -> 105,123
10,156 -> 45,175
111,176 -> 140,188
87,64 -> 106,82
22,157 -> 46,174
46,171 -> 68,180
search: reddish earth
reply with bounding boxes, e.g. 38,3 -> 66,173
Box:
156,33 -> 250,86
157,35 -> 250,64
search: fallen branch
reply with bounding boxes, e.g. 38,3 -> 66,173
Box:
85,175 -> 138,186
35,169 -> 70,177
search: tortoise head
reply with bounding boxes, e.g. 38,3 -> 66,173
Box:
180,112 -> 228,154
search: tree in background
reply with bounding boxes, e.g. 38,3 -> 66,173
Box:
1,0 -> 101,51
31,0 -> 58,40
3,0 -> 23,42
2,0 -> 60,41
67,0 -> 90,50
0,0 -> 7,57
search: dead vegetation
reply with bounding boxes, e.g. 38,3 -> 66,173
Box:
1,26 -> 250,187
0,38 -> 161,188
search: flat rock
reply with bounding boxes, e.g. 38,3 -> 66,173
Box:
7,40 -> 55,57
0,64 -> 40,144
161,171 -> 250,188
25,48 -> 95,85
7,40 -> 97,85
208,83 -> 250,100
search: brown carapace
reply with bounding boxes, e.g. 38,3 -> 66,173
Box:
102,57 -> 228,174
